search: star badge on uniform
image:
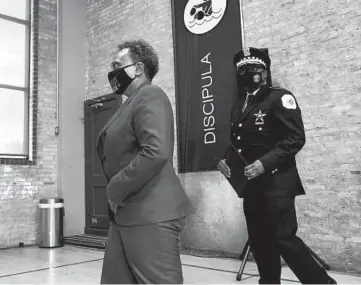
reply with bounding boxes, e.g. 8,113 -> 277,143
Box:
254,110 -> 266,125
281,94 -> 297,109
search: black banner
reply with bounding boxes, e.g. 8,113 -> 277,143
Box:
171,0 -> 243,173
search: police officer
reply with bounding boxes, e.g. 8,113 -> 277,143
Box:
217,47 -> 336,284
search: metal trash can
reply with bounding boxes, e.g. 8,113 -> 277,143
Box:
38,198 -> 64,248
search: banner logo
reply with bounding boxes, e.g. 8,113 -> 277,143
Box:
184,0 -> 227,35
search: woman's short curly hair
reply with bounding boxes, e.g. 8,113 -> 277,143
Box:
117,39 -> 159,81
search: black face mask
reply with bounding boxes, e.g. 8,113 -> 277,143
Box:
108,63 -> 136,95
238,70 -> 263,90
237,64 -> 266,90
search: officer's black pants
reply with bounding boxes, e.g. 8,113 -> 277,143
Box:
243,195 -> 331,284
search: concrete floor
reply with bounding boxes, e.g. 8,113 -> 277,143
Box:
0,245 -> 360,284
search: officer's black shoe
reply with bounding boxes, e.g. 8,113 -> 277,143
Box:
327,277 -> 337,284
258,277 -> 280,284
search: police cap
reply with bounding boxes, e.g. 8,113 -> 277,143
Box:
233,47 -> 271,70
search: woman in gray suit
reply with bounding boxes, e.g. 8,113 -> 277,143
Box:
97,39 -> 192,284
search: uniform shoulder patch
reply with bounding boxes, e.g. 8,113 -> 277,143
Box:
281,94 -> 297,109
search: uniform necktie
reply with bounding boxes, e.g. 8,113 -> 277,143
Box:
242,93 -> 253,113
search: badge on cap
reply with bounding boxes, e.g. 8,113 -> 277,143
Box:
243,48 -> 250,57
281,94 -> 297,109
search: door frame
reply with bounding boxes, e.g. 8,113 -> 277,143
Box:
84,93 -> 117,236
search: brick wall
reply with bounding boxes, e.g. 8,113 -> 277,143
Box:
0,0 -> 58,248
86,0 -> 178,167
86,0 -> 361,274
242,0 -> 361,274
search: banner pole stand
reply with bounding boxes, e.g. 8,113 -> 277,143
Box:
235,239 -> 331,281
236,239 -> 251,281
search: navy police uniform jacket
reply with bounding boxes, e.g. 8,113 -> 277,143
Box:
228,84 -> 306,198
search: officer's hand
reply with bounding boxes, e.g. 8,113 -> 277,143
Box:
244,160 -> 265,180
217,159 -> 231,178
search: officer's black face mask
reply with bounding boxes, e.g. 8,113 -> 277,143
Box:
108,63 -> 136,95
237,65 -> 266,90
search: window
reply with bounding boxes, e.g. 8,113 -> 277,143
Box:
0,0 -> 37,163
